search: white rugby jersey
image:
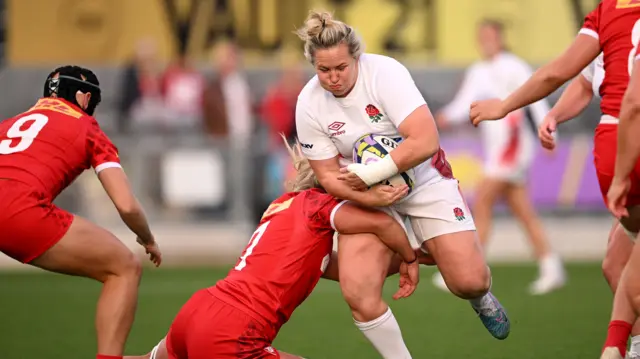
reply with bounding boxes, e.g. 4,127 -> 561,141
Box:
296,53 -> 444,187
581,52 -> 604,97
440,52 -> 550,171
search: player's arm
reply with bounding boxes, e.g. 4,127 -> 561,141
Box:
343,59 -> 440,187
98,168 -> 154,244
546,74 -> 594,124
496,34 -> 600,118
614,54 -> 640,181
331,202 -> 416,264
436,66 -> 480,126
296,104 -> 401,206
86,118 -> 158,257
322,249 -> 435,282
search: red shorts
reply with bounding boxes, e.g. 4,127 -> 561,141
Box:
166,289 -> 280,359
0,180 -> 73,263
594,124 -> 640,206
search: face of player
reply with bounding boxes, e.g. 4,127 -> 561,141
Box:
313,42 -> 359,98
477,25 -> 503,59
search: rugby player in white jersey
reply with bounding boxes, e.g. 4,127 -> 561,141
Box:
542,53 -> 640,359
294,11 -> 511,357
434,19 -> 566,295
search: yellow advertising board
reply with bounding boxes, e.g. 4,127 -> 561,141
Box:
6,0 -> 599,66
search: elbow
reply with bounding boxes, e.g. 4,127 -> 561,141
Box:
542,66 -> 573,88
115,197 -> 142,217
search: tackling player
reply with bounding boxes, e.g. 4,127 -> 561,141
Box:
0,66 -> 160,359
468,1 -> 640,357
123,138 -> 430,359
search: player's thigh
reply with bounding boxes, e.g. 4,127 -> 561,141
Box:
400,180 -> 488,293
337,233 -> 392,295
29,214 -> 140,282
603,221 -> 634,291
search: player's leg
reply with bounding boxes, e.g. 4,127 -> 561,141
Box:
337,233 -> 412,359
403,179 -> 509,340
29,215 -> 142,358
504,182 -> 566,295
431,176 -> 504,291
602,206 -> 640,359
602,221 -> 632,291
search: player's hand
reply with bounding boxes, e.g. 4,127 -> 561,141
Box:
366,184 -> 409,207
470,99 -> 507,126
608,176 -> 631,219
393,259 -> 420,300
137,237 -> 162,267
338,166 -> 369,191
538,116 -> 558,150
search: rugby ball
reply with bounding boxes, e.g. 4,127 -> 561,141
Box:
352,134 -> 416,192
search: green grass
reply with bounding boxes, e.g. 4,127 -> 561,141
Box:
0,263 -> 611,358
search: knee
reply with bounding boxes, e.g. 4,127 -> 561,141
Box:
111,249 -> 143,282
340,278 -> 386,321
446,267 -> 491,299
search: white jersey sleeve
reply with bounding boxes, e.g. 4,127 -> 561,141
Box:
441,66 -> 481,124
374,58 -> 427,128
295,101 -> 339,161
581,61 -> 596,83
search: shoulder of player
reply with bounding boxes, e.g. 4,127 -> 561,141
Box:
360,53 -> 408,73
497,52 -> 531,70
298,75 -> 322,103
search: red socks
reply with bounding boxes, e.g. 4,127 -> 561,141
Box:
96,355 -> 123,359
603,320 -> 632,357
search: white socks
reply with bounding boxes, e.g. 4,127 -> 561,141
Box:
630,335 -> 640,356
354,307 -> 412,359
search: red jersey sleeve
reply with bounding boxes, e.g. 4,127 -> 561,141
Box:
303,189 -> 347,232
85,117 -> 121,173
580,2 -> 602,40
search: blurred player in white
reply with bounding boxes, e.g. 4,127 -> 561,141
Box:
294,11 -> 511,356
435,19 -> 566,295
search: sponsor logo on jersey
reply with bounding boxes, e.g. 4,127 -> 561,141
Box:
453,207 -> 465,221
300,142 -> 313,149
617,0 -> 640,9
365,104 -> 384,123
328,121 -> 346,137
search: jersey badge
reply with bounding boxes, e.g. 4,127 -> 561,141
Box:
263,346 -> 278,356
365,104 -> 384,123
453,207 -> 466,221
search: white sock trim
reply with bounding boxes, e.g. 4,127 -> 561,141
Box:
354,307 -> 393,330
150,342 -> 160,359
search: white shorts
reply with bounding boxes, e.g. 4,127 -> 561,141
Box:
393,178 -> 476,245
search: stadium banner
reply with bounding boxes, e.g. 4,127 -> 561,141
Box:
7,0 -> 596,66
441,134 -> 605,210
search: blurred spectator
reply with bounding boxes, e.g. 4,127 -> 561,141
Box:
202,41 -> 252,143
260,61 -> 304,148
118,39 -> 164,133
260,59 -> 305,202
160,51 -> 205,129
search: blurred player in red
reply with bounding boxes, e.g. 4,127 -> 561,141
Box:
0,65 -> 161,359
124,139 -> 429,359
468,1 -> 640,357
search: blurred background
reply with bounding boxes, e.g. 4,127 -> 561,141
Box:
0,1 -> 618,358
0,0 -> 612,359
0,0 -> 610,266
